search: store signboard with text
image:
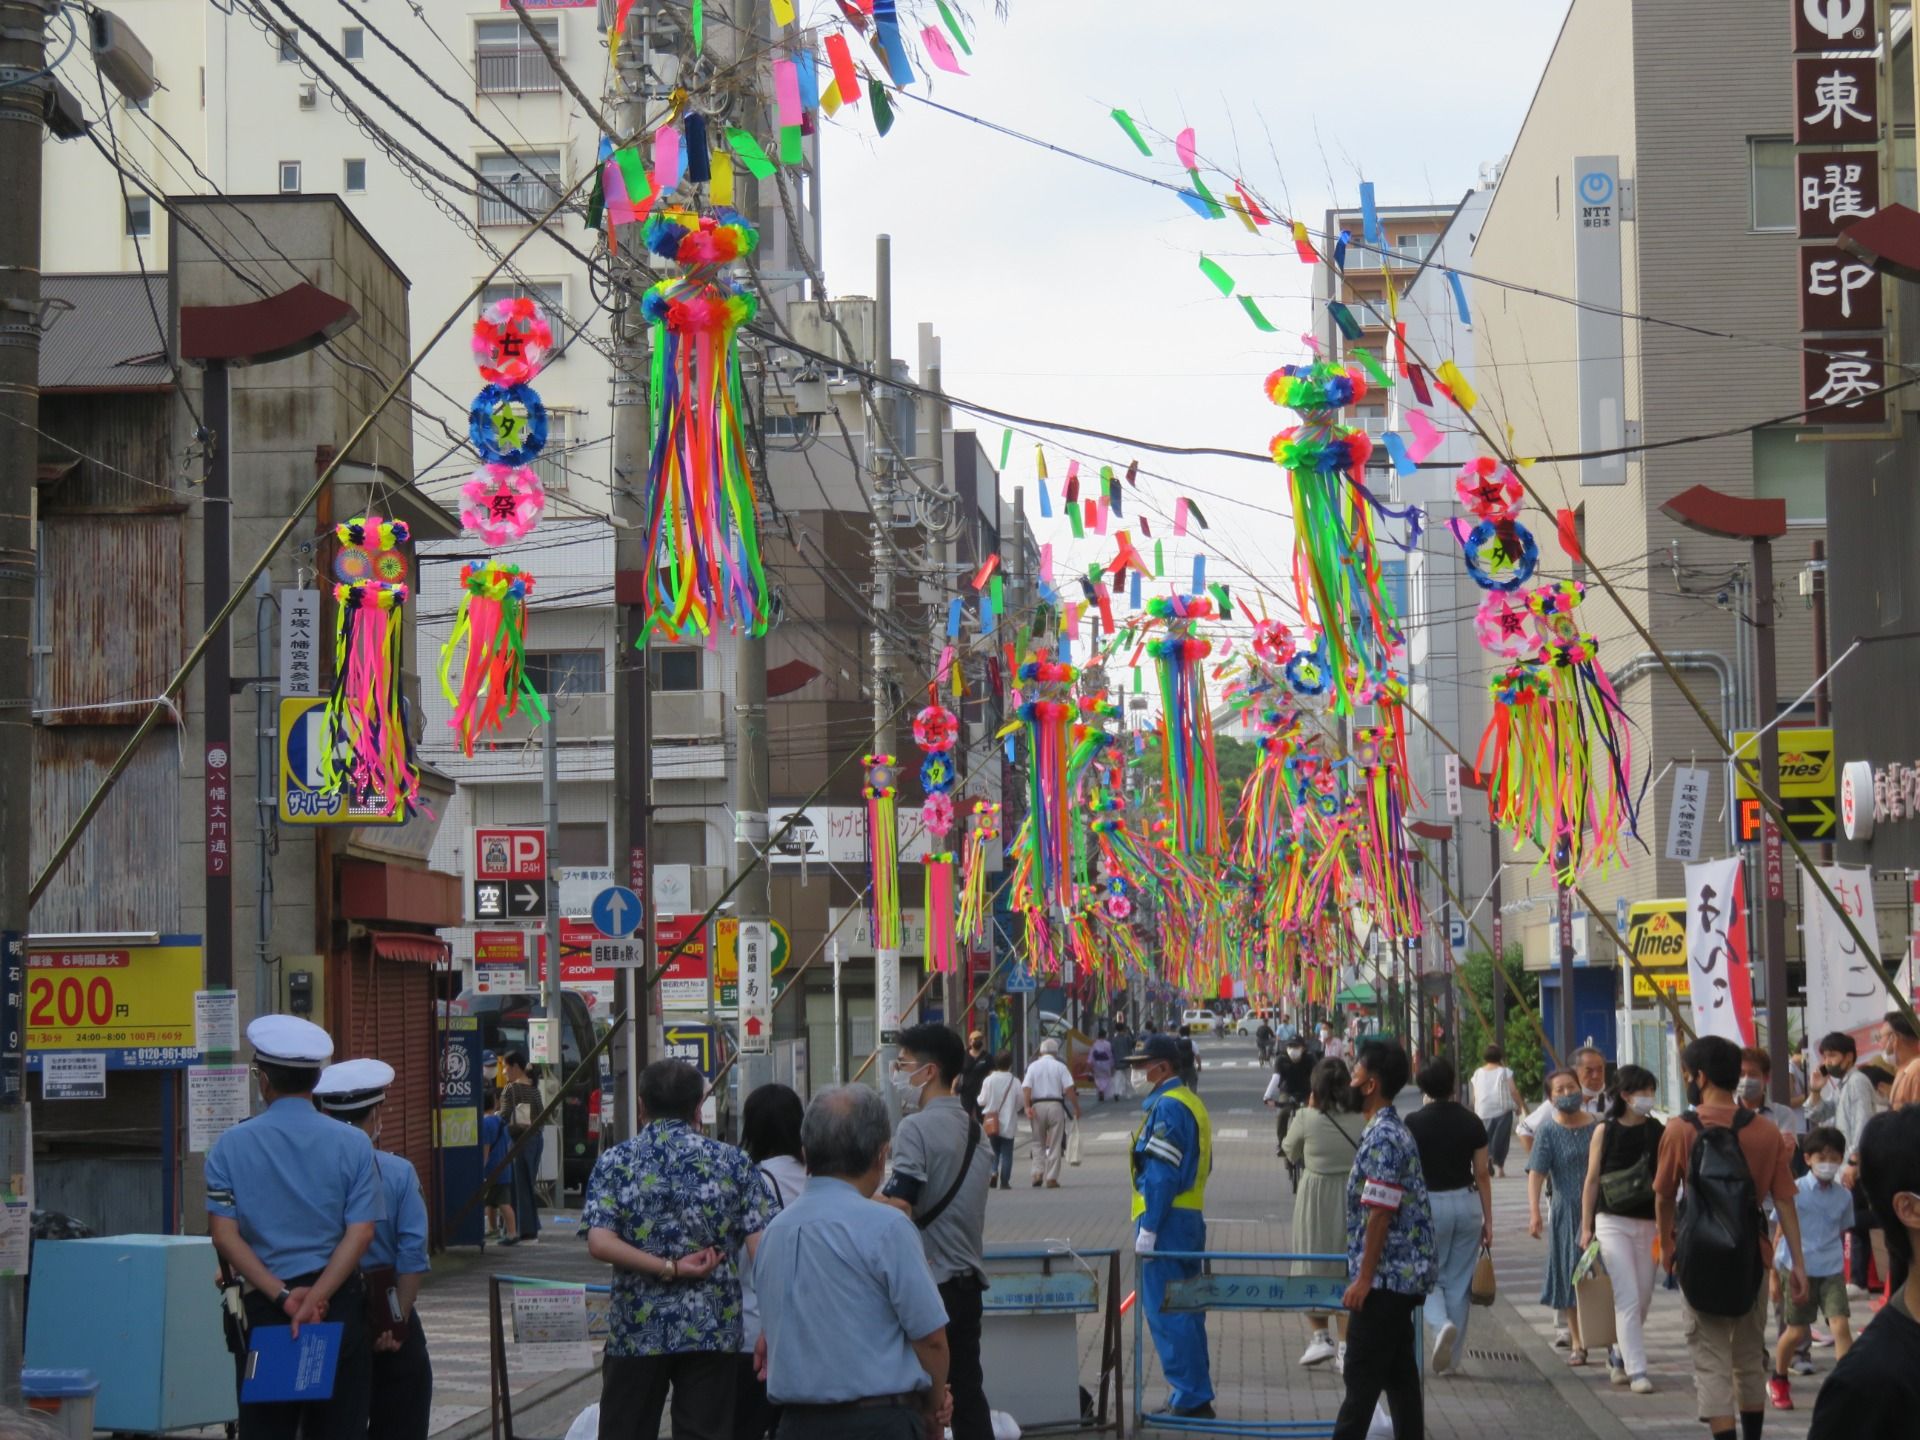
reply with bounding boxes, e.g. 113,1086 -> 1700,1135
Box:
25,937 -> 205,1068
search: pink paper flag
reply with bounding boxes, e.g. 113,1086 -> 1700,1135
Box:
1039,542 -> 1054,583
772,60 -> 802,127
1173,497 -> 1190,536
602,159 -> 640,226
921,25 -> 967,74
1404,409 -> 1442,462
1094,496 -> 1108,535
1175,126 -> 1199,171
652,125 -> 683,193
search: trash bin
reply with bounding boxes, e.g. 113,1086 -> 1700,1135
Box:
21,1369 -> 98,1440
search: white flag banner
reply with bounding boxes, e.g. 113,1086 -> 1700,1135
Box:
1683,857 -> 1755,1044
1802,864 -> 1882,1044
1665,766 -> 1710,862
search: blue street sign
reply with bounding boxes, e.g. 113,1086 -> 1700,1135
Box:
1005,965 -> 1037,994
591,884 -> 643,938
662,1022 -> 720,1079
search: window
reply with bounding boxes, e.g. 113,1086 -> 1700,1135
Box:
277,27 -> 298,62
477,150 -> 564,227
341,26 -> 364,60
343,158 -> 367,193
124,195 -> 151,238
651,650 -> 701,691
475,16 -> 559,94
532,407 -> 579,492
1753,429 -> 1827,522
279,161 -> 302,194
556,822 -> 608,867
1750,137 -> 1795,231
523,649 -> 605,698
1394,233 -> 1435,266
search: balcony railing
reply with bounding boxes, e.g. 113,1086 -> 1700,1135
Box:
653,689 -> 725,741
477,173 -> 565,228
474,46 -> 560,95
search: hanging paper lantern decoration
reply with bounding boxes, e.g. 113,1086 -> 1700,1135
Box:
913,703 -> 959,752
438,559 -> 549,757
1017,654 -> 1079,911
1474,591 -> 1535,659
1146,596 -> 1223,857
323,516 -> 419,814
470,383 -> 549,467
957,801 -> 1001,946
1460,516 -> 1539,592
461,463 -> 546,547
638,209 -> 769,637
1251,618 -> 1296,666
1454,456 -> 1523,518
863,755 -> 903,951
472,297 -> 555,386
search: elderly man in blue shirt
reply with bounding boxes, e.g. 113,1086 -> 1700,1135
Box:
755,1085 -> 952,1440
1127,1032 -> 1216,1420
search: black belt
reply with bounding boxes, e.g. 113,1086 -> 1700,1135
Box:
783,1392 -> 923,1413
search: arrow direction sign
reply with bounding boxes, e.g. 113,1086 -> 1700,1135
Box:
736,920 -> 771,1055
507,882 -> 547,919
591,885 -> 643,938
661,1022 -> 719,1079
1737,795 -> 1838,844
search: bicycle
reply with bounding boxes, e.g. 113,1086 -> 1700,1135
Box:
1269,1096 -> 1303,1191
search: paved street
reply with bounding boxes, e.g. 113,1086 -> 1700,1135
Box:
412,1035 -> 1860,1438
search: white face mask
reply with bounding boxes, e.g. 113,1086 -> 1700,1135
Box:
890,1063 -> 933,1109
1813,1161 -> 1841,1182
1630,1094 -> 1657,1116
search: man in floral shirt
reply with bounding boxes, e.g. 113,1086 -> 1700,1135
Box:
584,1060 -> 775,1440
1334,1039 -> 1435,1440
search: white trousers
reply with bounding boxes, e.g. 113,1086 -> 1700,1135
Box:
1595,1213 -> 1657,1377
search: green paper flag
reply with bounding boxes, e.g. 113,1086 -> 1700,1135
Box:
585,166 -> 605,230
1238,295 -> 1277,332
725,129 -> 776,179
999,428 -> 1012,468
1154,539 -> 1164,576
1134,667 -> 1143,694
937,0 -> 972,55
1351,347 -> 1392,389
1186,169 -> 1224,218
1111,108 -> 1152,157
779,124 -> 804,165
990,574 -> 1003,610
692,0 -> 703,51
1068,505 -> 1085,539
870,81 -> 894,136
1209,582 -> 1232,619
1198,255 -> 1234,298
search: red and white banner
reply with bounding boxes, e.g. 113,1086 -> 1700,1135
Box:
1683,857 -> 1755,1044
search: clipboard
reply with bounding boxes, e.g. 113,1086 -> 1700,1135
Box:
240,1321 -> 343,1403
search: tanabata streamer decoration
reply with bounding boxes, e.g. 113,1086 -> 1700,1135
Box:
324,517 -> 419,814
640,209 -> 769,637
439,559 -> 547,758
1146,596 -> 1223,856
1265,360 -> 1410,712
461,464 -> 545,547
863,754 -> 903,951
1451,458 -> 1639,880
473,297 -> 555,385
915,694 -> 960,975
957,801 -> 1000,947
1016,654 -> 1079,913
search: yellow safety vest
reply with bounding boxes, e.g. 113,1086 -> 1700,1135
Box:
1130,1084 -> 1212,1219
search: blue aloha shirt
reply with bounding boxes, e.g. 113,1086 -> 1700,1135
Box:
582,1119 -> 776,1356
1343,1105 -> 1436,1296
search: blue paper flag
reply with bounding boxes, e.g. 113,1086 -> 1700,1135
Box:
1359,181 -> 1382,246
1129,571 -> 1142,609
1038,479 -> 1052,517
1005,737 -> 1016,763
873,1 -> 917,87
1334,228 -> 1349,271
980,592 -> 996,630
1057,631 -> 1072,661
946,598 -> 963,637
1382,432 -> 1416,477
1448,270 -> 1472,326
1177,188 -> 1216,220
795,51 -> 820,112
598,135 -> 614,163
1192,555 -> 1206,593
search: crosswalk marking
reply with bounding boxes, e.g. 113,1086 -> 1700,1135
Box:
1217,1128 -> 1250,1139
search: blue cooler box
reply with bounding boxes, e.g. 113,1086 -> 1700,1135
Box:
25,1235 -> 237,1431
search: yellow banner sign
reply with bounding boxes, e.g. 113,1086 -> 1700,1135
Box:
27,942 -> 202,1051
1733,727 -> 1834,801
1626,899 -> 1689,1000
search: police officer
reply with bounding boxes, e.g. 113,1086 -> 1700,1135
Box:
1126,1033 -> 1215,1420
206,1015 -> 380,1440
314,1058 -> 433,1440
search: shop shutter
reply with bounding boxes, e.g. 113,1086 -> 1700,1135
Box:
344,936 -> 445,1246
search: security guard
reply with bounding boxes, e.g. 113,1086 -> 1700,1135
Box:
206,1015 -> 381,1440
1127,1033 -> 1215,1419
314,1058 -> 433,1440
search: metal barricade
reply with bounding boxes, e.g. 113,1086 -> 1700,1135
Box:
980,1246 -> 1125,1437
1133,1251 -> 1424,1438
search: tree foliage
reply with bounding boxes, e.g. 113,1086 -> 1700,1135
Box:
1455,945 -> 1547,1102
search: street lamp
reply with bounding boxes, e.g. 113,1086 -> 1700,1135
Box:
1658,484 -> 1790,1096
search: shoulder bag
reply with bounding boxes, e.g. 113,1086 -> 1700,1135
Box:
1598,1121 -> 1656,1213
914,1119 -> 983,1231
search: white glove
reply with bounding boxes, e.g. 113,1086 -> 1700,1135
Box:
1134,1228 -> 1157,1255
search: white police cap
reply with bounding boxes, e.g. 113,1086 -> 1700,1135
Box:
313,1057 -> 396,1114
247,1014 -> 334,1068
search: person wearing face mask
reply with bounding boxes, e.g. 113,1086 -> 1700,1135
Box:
1768,1128 -> 1856,1410
879,1024 -> 991,1440
1577,1065 -> 1663,1393
1318,1021 -> 1347,1061
1264,1034 -> 1316,1160
1880,1011 -> 1920,1110
1810,1031 -> 1880,1293
1127,1033 -> 1216,1419
1740,1047 -> 1806,1148
1527,1068 -> 1599,1360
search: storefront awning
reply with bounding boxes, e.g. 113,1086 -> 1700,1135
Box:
369,930 -> 452,966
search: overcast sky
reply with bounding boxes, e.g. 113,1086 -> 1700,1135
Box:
814,0 -> 1570,656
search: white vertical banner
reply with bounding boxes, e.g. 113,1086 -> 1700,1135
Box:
1665,766 -> 1711,862
1684,857 -> 1756,1044
876,947 -> 901,1046
1803,864 -> 1882,1043
1443,755 -> 1462,817
279,588 -> 322,696
736,920 -> 771,1055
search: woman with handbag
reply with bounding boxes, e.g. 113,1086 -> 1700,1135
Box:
1527,1068 -> 1598,1362
977,1051 -> 1021,1189
500,1051 -> 543,1245
1281,1057 -> 1360,1370
1577,1064 -> 1663,1394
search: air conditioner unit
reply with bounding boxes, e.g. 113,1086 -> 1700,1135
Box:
298,83 -> 317,110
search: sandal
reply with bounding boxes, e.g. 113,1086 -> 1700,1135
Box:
1567,1348 -> 1588,1366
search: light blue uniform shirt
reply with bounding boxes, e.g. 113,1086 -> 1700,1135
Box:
367,1150 -> 431,1275
753,1175 -> 949,1404
206,1096 -> 381,1280
1778,1171 -> 1854,1277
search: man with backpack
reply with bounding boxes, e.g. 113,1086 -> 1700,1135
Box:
1655,1035 -> 1811,1440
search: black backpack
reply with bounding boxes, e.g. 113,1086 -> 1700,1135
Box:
1674,1110 -> 1764,1317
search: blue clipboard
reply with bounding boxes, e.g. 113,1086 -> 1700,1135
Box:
241,1321 -> 343,1403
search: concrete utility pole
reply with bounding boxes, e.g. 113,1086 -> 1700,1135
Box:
0,0 -> 46,1403
543,709 -> 562,1068
871,236 -> 902,1103
920,326 -> 961,1035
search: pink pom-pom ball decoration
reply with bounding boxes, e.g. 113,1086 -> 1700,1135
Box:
1475,591 -> 1536,659
921,793 -> 955,837
472,298 -> 554,387
913,704 -> 959,752
460,464 -> 546,546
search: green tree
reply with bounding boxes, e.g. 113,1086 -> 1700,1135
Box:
1456,945 -> 1547,1102
1135,736 -> 1264,828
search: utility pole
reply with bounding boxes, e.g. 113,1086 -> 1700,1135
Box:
1810,538 -> 1832,865
543,712 -> 562,1076
1489,821 -> 1505,1055
871,235 -> 901,1104
920,325 -> 960,1035
0,0 -> 45,1403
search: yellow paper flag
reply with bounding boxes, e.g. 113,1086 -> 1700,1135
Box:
1036,447 -> 1048,480
1223,192 -> 1259,234
821,79 -> 843,117
1437,359 -> 1478,412
710,151 -> 734,206
772,0 -> 795,23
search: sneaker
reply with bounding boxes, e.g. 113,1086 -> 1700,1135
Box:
499,1236 -> 520,1247
1431,1321 -> 1457,1375
1552,1328 -> 1571,1349
1630,1376 -> 1655,1395
1300,1334 -> 1337,1367
1335,1342 -> 1347,1376
1791,1355 -> 1816,1376
1811,1326 -> 1835,1348
1768,1375 -> 1794,1411
1607,1347 -> 1626,1385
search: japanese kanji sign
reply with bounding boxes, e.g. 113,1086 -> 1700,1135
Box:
1684,857 -> 1756,1045
1795,151 -> 1880,240
1799,246 -> 1883,331
206,744 -> 231,878
736,920 -> 770,1055
1802,863 -> 1882,1043
1801,338 -> 1888,425
1794,56 -> 1879,144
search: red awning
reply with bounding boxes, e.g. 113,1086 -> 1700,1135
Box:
368,930 -> 452,966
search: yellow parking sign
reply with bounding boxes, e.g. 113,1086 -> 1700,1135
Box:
1626,898 -> 1689,1001
277,697 -> 405,825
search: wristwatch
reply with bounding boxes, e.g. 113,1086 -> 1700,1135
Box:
274,1287 -> 293,1310
661,1258 -> 678,1282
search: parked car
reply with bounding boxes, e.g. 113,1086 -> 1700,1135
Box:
1234,1007 -> 1284,1036
448,989 -> 602,1192
1180,1007 -> 1221,1032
